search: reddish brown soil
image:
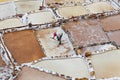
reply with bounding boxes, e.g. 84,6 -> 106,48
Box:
100,14 -> 120,31
107,31 -> 120,46
62,20 -> 109,47
15,66 -> 66,80
0,56 -> 6,67
3,30 -> 45,64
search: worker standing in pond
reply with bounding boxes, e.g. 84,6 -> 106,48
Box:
52,32 -> 57,39
57,33 -> 63,45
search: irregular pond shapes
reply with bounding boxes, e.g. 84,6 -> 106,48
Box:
107,31 -> 120,46
15,0 -> 43,14
0,18 -> 26,29
100,14 -> 120,31
32,58 -> 90,79
15,66 -> 66,80
86,2 -> 114,14
28,11 -> 56,24
57,5 -> 89,18
0,2 -> 16,19
62,20 -> 109,47
3,30 -> 45,64
35,27 -> 75,57
91,49 -> 120,79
